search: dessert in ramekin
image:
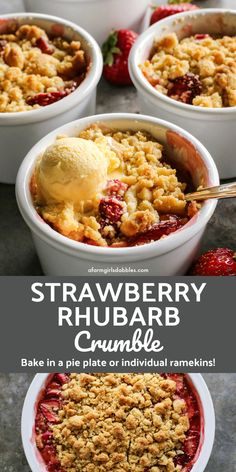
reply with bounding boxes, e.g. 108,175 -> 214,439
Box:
16,113 -> 219,276
0,13 -> 102,183
30,124 -> 201,248
141,33 -> 236,108
23,0 -> 150,45
21,373 -> 215,472
129,9 -> 236,178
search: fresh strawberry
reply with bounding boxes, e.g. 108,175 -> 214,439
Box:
191,248 -> 236,276
150,3 -> 198,25
41,431 -> 53,444
102,29 -> 138,85
168,73 -> 202,104
174,452 -> 190,467
194,33 -> 210,40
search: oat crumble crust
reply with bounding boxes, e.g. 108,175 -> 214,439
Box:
141,33 -> 236,108
0,24 -> 87,112
31,125 -> 199,247
48,373 -> 191,471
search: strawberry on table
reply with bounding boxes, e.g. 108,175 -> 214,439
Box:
150,2 -> 199,26
190,248 -> 236,276
102,29 -> 138,85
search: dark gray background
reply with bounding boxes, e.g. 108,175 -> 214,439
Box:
0,373 -> 236,472
0,2 -> 236,276
0,277 -> 235,372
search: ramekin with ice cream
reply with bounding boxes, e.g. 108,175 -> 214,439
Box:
0,13 -> 102,183
16,113 -> 219,275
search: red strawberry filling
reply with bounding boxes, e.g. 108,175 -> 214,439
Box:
35,374 -> 71,471
54,373 -> 70,384
102,29 -> 138,86
194,34 -> 210,41
190,248 -> 236,276
0,39 -> 7,53
167,374 -> 201,471
106,179 -> 128,199
168,73 -> 202,104
150,4 -> 199,25
40,400 -> 61,423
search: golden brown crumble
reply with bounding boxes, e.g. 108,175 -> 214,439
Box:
31,126 -> 199,247
141,33 -> 236,108
0,24 -> 87,112
52,373 -> 190,471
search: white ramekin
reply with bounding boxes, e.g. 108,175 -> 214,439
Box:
16,113 -> 219,276
0,13 -> 102,184
129,9 -> 236,179
23,0 -> 150,45
21,373 -> 215,472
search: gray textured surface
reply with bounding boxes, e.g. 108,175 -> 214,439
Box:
0,373 -> 236,471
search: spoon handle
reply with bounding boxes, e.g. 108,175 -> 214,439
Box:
185,182 -> 236,201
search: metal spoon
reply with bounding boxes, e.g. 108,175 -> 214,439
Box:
185,182 -> 236,201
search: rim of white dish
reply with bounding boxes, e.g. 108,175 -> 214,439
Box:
129,8 -> 236,116
16,113 -> 219,262
21,373 -> 215,472
0,12 -> 103,125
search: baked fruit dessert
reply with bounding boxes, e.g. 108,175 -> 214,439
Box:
0,24 -> 88,112
31,125 -> 199,247
35,373 -> 201,472
141,33 -> 236,107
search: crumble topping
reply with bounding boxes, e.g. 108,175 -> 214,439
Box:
141,33 -> 236,108
31,126 -> 199,247
35,373 -> 201,472
0,24 -> 88,112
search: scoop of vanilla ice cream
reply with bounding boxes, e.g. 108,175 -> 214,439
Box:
36,137 -> 108,206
